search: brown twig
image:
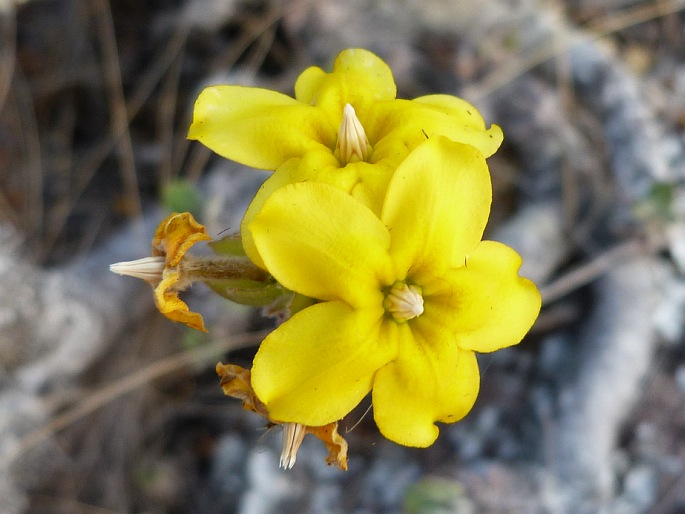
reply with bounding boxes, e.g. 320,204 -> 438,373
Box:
2,329 -> 269,469
28,495 -> 123,514
539,238 -> 647,305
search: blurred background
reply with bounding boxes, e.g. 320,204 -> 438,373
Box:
1,0 -> 685,512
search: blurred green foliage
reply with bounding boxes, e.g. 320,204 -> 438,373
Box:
161,180 -> 203,217
404,476 -> 472,514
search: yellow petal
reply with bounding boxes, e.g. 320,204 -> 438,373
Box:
240,159 -> 307,269
153,271 -> 207,332
249,182 -> 394,308
372,326 -> 480,447
381,136 -> 492,281
294,48 -> 396,122
240,153 -> 396,270
345,160 -> 396,213
423,240 -> 541,353
240,152 -> 349,269
414,95 -> 489,128
411,95 -> 503,157
368,96 -> 503,161
188,85 -> 334,170
251,301 -> 394,426
294,65 -> 326,104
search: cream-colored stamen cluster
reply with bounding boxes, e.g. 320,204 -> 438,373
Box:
110,256 -> 165,282
384,282 -> 424,322
335,103 -> 370,165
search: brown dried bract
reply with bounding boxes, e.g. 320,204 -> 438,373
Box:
216,362 -> 348,470
151,212 -> 212,332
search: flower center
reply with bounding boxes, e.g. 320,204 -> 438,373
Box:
384,281 -> 424,323
335,103 -> 370,166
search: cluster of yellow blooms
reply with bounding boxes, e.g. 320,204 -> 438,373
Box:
111,49 -> 541,470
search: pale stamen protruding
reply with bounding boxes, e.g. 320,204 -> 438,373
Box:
335,103 -> 370,165
280,423 -> 306,470
384,282 -> 424,322
110,256 -> 165,282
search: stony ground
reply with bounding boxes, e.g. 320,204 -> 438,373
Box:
1,0 -> 685,513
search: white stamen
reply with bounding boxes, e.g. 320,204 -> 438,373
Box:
335,103 -> 370,165
280,423 -> 306,470
385,282 -> 424,322
110,256 -> 165,282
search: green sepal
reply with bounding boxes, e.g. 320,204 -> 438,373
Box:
262,292 -> 317,320
207,277 -> 286,307
289,293 -> 317,315
209,233 -> 246,257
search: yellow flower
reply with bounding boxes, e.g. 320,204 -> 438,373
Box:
110,212 -> 211,332
188,48 -> 503,266
189,48 -> 502,173
247,136 -> 541,447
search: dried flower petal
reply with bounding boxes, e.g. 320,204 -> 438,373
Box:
152,212 -> 212,267
216,362 -> 348,470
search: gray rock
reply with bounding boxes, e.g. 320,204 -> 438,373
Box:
554,257 -> 662,513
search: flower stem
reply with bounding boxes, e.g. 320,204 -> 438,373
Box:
179,255 -> 270,283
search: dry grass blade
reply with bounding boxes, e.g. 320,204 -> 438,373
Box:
29,495 -> 123,514
176,1 -> 293,183
539,239 -> 649,305
38,11 -> 191,260
92,0 -> 141,218
0,5 -> 16,111
156,50 -> 184,184
467,0 -> 685,101
2,329 -> 269,469
11,67 -> 43,241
